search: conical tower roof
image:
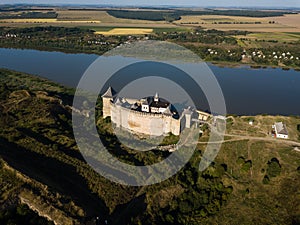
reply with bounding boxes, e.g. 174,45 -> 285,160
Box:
102,86 -> 117,98
114,97 -> 122,106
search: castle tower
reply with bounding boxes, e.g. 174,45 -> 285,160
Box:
101,86 -> 116,118
180,106 -> 194,132
114,98 -> 123,128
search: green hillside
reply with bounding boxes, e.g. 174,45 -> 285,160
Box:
0,68 -> 299,224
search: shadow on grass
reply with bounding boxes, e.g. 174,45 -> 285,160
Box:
17,127 -> 85,161
0,137 -> 109,219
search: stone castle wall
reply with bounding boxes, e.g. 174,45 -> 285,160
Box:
109,101 -> 181,136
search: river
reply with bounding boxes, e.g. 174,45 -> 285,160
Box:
1,47 -> 300,115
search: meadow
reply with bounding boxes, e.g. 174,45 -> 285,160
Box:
234,32 -> 300,48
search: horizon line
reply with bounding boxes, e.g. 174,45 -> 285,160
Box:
0,3 -> 300,10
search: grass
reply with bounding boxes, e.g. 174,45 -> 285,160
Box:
204,134 -> 300,224
237,39 -> 247,47
235,32 -> 300,43
226,115 -> 300,141
153,27 -> 191,33
0,68 -> 299,224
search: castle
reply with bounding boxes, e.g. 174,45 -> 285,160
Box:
101,86 -> 206,136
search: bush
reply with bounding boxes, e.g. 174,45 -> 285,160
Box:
237,156 -> 245,165
164,214 -> 174,223
267,158 -> 281,178
263,175 -> 270,184
241,160 -> 252,172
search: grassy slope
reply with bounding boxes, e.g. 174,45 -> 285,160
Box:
204,140 -> 300,224
0,69 -> 136,224
0,68 -> 299,224
198,115 -> 300,224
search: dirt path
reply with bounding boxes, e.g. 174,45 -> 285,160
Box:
224,134 -> 300,146
198,133 -> 300,147
293,147 -> 300,152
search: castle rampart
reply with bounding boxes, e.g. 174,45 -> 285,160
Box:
102,87 -> 200,136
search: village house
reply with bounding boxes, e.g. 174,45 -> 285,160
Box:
273,122 -> 289,139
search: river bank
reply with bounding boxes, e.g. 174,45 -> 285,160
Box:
1,44 -> 300,71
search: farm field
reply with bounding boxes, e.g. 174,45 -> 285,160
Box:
1,9 -> 299,33
175,14 -> 300,32
235,32 -> 300,43
176,15 -> 265,23
234,32 -> 300,48
267,14 -> 300,30
57,10 -> 168,25
95,28 -> 153,35
88,26 -> 189,34
0,18 -> 101,24
0,10 -> 179,29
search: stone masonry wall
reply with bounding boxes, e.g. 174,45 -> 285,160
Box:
110,102 -> 181,136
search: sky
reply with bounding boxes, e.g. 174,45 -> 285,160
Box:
1,0 -> 300,8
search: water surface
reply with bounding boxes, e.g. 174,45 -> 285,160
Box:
1,47 -> 299,115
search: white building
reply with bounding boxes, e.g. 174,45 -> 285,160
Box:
274,122 -> 289,139
141,93 -> 170,114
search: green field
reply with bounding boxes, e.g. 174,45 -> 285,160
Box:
236,32 -> 300,46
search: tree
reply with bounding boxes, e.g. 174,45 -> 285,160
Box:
267,158 -> 281,178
